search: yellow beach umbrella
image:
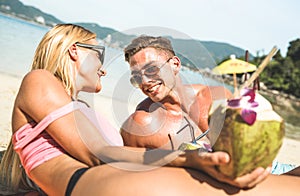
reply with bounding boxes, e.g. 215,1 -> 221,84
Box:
212,55 -> 257,95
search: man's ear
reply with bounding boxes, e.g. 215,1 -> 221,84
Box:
68,44 -> 78,61
171,56 -> 181,75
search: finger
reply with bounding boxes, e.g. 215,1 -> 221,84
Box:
233,167 -> 266,188
201,164 -> 257,189
247,166 -> 271,188
198,151 -> 230,165
206,166 -> 270,189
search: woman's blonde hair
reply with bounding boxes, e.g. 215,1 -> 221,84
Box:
0,23 -> 96,193
31,23 -> 96,95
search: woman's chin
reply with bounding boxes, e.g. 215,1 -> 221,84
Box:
95,87 -> 102,93
95,84 -> 103,93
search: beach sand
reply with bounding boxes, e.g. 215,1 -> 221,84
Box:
0,72 -> 299,167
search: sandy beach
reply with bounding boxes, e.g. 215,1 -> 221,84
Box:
0,72 -> 299,167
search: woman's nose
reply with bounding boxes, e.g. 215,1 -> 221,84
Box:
99,69 -> 106,76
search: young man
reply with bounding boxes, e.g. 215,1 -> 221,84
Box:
120,35 -> 300,188
121,35 -> 232,150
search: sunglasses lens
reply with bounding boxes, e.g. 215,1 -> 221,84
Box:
76,43 -> 105,64
129,59 -> 169,87
144,66 -> 160,76
100,49 -> 105,64
96,48 -> 105,64
130,75 -> 141,87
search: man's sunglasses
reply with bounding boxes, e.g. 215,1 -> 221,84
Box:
75,42 -> 105,64
130,58 -> 172,87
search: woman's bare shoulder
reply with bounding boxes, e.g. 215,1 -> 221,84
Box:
19,70 -> 68,103
16,69 -> 71,121
21,69 -> 61,89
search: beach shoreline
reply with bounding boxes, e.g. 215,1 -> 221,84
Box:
0,72 -> 299,166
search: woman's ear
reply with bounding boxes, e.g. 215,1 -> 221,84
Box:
68,44 -> 78,61
171,56 -> 181,75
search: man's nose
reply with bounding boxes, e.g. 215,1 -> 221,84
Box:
141,74 -> 153,84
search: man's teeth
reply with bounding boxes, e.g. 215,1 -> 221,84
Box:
148,84 -> 160,92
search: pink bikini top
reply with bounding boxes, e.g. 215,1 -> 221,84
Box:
13,101 -> 123,176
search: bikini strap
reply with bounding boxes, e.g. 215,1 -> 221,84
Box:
13,102 -> 81,149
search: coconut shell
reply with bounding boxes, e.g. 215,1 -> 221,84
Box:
212,105 -> 284,178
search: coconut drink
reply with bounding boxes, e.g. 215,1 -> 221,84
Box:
211,88 -> 284,178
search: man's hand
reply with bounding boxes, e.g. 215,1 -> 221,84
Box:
185,150 -> 271,188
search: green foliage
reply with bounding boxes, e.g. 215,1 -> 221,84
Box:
287,39 -> 300,63
257,39 -> 300,98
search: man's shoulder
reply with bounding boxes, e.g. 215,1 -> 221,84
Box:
120,105 -> 153,137
189,84 -> 208,91
132,98 -> 158,126
123,98 -> 163,128
187,84 -> 232,99
136,98 -> 154,111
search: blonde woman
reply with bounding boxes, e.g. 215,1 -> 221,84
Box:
1,24 -> 300,196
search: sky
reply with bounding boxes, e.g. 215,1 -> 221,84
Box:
20,0 -> 300,56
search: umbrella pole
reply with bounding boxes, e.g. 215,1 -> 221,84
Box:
233,73 -> 239,97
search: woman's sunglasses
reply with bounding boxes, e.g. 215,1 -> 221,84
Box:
75,42 -> 105,64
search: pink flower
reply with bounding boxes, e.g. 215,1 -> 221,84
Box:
227,88 -> 259,125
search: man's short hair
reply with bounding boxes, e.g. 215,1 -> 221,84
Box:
124,35 -> 175,62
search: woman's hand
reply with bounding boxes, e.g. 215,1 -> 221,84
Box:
184,150 -> 271,188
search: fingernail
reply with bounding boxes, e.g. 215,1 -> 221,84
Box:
223,154 -> 230,162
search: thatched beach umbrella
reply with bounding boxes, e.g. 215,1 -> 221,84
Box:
212,55 -> 257,95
